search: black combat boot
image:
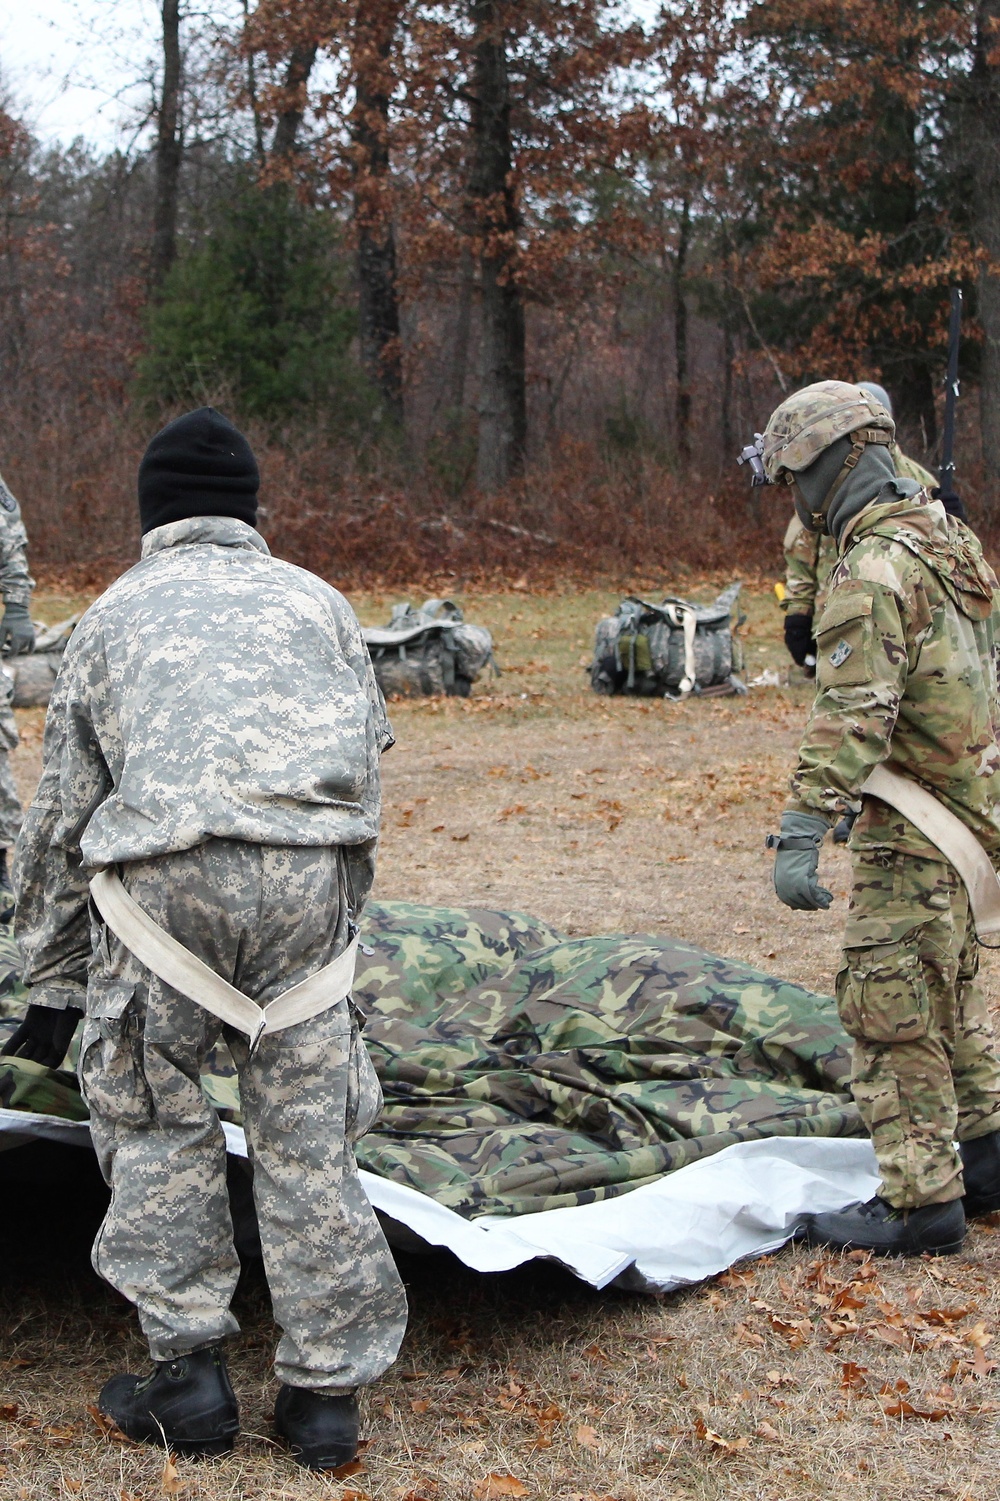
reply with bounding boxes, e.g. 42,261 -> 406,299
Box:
274,1385 -> 359,1471
802,1195 -> 965,1256
0,849 -> 13,924
960,1131 -> 1000,1218
98,1344 -> 239,1457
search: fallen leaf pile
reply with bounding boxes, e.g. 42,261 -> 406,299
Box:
697,1253 -> 1000,1438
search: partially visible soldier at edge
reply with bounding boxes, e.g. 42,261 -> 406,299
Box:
0,469 -> 35,915
780,380 -> 939,677
0,408 -> 407,1467
757,380 -> 1000,1257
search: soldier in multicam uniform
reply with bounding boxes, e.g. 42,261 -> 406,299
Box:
0,471 -> 35,913
0,408 -> 407,1466
755,380 -> 1000,1256
780,381 -> 937,676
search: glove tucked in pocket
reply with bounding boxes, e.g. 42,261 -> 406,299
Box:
836,937 -> 930,1044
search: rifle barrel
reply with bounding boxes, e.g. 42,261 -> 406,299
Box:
940,286 -> 962,492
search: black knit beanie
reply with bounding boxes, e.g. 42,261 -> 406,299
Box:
138,407 -> 259,535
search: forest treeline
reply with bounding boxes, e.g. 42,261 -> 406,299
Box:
1,0 -> 999,586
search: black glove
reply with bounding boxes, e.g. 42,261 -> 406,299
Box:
783,612 -> 816,668
0,600 -> 34,656
832,807 -> 858,845
1,1004 -> 84,1068
932,487 -> 968,524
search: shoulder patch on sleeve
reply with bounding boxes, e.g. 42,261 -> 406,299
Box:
815,584 -> 877,689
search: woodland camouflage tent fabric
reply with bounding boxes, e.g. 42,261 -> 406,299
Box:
0,902 -> 863,1218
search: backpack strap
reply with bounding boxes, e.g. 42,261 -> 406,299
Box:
661,603 -> 698,693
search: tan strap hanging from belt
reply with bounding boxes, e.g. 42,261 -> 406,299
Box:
860,764 -> 1000,941
89,867 -> 360,1053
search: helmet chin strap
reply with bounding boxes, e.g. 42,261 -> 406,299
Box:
789,428 -> 893,533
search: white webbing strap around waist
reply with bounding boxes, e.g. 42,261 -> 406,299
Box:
861,764 -> 1000,941
89,867 -> 359,1052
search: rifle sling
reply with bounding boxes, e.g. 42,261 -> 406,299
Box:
860,765 -> 1000,940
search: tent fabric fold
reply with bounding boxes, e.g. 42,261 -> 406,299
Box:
0,901 -> 862,1221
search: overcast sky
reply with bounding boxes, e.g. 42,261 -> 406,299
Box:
3,0 -> 658,154
1,0 -> 158,150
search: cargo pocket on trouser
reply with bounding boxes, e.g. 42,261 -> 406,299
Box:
836,938 -> 930,1044
79,982 -> 152,1129
837,933 -> 961,1205
345,1008 -> 383,1144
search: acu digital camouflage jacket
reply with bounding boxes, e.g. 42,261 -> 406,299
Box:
0,471 -> 34,609
788,494 -> 1000,860
15,515 -> 391,1012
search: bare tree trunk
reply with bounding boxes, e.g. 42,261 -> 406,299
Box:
672,193 -> 691,468
720,316 -> 734,475
151,0 -> 181,292
972,0 -> 1000,525
270,42 -> 318,161
351,1 -> 403,423
242,0 -> 266,166
469,0 -> 526,492
447,244 -> 475,420
896,363 -> 937,458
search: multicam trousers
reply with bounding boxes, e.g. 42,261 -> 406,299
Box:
838,850 -> 1000,1208
80,838 -> 407,1390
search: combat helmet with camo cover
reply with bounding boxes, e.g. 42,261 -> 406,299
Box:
760,380 -> 894,531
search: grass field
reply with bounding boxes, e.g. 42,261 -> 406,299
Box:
2,578 -> 1000,1501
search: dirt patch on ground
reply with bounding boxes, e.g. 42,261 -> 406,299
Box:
3,580 -> 1000,1500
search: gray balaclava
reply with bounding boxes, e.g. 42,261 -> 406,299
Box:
794,434 -> 919,543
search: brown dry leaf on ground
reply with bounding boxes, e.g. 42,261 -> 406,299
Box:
693,1416 -> 749,1453
472,1476 -> 530,1499
159,1454 -> 183,1495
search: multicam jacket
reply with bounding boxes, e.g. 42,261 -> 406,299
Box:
781,445 -> 937,619
782,516 -> 838,618
787,494 -> 1000,861
15,515 -> 391,1012
0,471 -> 34,608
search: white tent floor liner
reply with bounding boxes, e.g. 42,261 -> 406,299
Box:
0,1108 -> 879,1292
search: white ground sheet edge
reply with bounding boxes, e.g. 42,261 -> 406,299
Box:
0,1108 -> 879,1293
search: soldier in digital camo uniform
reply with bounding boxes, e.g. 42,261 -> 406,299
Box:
0,408 -> 407,1468
780,382 -> 937,677
756,380 -> 1000,1256
0,470 -> 35,913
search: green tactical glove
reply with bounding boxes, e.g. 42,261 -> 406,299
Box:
1,600 -> 34,656
767,810 -> 833,911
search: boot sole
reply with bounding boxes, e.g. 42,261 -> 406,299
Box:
286,1446 -> 358,1471
100,1409 -> 239,1457
804,1231 -> 965,1257
171,1434 -> 238,1458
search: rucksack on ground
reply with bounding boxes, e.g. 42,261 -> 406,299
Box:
590,583 -> 746,698
363,599 -> 497,698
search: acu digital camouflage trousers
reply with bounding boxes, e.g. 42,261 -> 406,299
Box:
0,678 -> 22,848
80,839 -> 407,1390
838,850 -> 1000,1208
